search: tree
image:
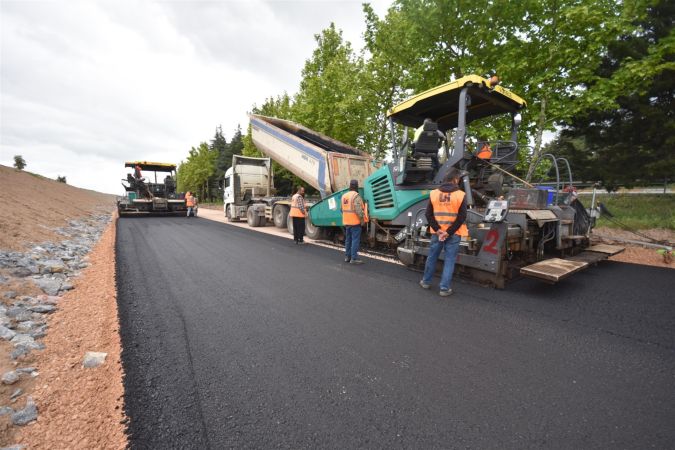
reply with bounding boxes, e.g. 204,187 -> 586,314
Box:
293,24 -> 371,148
176,142 -> 218,201
550,0 -> 674,189
56,176 -> 67,183
13,155 -> 26,170
212,125 -> 229,177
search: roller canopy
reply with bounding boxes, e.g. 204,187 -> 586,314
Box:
125,161 -> 177,172
387,75 -> 526,131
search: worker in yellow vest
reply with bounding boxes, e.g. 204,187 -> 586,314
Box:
185,191 -> 197,218
341,179 -> 365,264
420,168 -> 468,296
289,186 -> 307,244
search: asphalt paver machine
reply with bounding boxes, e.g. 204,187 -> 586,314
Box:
309,75 -> 623,287
117,161 -> 187,216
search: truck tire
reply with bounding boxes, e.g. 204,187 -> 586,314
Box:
247,207 -> 262,227
305,219 -> 326,240
287,215 -> 294,235
273,205 -> 289,228
226,205 -> 238,222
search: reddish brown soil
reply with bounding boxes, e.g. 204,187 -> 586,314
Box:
9,217 -> 127,449
0,165 -> 115,251
593,227 -> 674,269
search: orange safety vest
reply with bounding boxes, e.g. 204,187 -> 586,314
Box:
185,195 -> 195,207
341,191 -> 362,226
477,143 -> 492,160
289,193 -> 306,218
429,189 -> 469,237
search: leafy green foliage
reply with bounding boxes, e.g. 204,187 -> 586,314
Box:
56,175 -> 67,183
547,0 -> 674,189
584,193 -> 675,230
183,0 -> 672,194
13,155 -> 26,170
176,142 -> 218,200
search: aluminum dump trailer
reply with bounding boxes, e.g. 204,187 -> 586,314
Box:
249,114 -> 376,198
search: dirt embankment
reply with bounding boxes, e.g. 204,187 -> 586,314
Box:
0,166 -> 125,448
0,165 -> 115,251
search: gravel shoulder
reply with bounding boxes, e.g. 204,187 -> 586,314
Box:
9,217 -> 126,448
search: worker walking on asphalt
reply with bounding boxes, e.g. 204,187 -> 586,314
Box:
290,186 -> 307,244
185,191 -> 197,218
342,179 -> 365,264
420,168 -> 468,296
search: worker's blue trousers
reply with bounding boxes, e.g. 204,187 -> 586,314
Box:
344,225 -> 362,260
422,234 -> 461,291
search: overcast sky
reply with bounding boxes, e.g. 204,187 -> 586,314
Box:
0,0 -> 390,194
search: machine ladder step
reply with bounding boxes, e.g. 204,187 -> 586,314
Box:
520,258 -> 588,283
585,244 -> 625,256
566,244 -> 625,265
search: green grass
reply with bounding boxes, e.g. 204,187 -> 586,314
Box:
578,194 -> 675,230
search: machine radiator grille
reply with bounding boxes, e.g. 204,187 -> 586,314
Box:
369,175 -> 394,209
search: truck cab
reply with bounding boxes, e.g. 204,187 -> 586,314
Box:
223,155 -> 290,228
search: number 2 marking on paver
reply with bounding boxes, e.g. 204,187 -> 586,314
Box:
483,229 -> 500,254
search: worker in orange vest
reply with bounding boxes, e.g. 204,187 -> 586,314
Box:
420,168 -> 468,296
185,191 -> 197,218
476,141 -> 492,160
342,179 -> 365,264
289,186 -> 307,244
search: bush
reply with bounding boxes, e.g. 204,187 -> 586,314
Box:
56,176 -> 67,183
13,155 -> 26,170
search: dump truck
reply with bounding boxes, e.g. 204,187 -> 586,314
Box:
251,75 -> 623,288
224,155 -> 305,230
228,116 -> 376,235
117,161 -> 187,216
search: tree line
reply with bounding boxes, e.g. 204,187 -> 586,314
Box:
179,0 -> 673,197
176,126 -> 244,200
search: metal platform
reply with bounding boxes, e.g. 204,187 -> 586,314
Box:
520,244 -> 625,283
585,244 -> 625,256
520,258 -> 589,283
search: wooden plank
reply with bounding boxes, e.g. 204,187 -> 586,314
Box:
520,258 -> 589,283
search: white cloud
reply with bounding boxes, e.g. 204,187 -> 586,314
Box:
1,0 -> 391,194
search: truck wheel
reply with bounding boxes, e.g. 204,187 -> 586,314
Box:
247,207 -> 262,227
226,205 -> 238,222
305,219 -> 326,240
273,205 -> 289,228
287,215 -> 294,235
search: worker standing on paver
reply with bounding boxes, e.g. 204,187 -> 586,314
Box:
290,186 -> 307,244
342,179 -> 365,264
185,191 -> 197,218
420,168 -> 468,296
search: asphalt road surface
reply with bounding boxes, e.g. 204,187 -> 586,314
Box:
116,217 -> 675,449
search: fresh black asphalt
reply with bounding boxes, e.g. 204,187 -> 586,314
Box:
116,217 -> 675,449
